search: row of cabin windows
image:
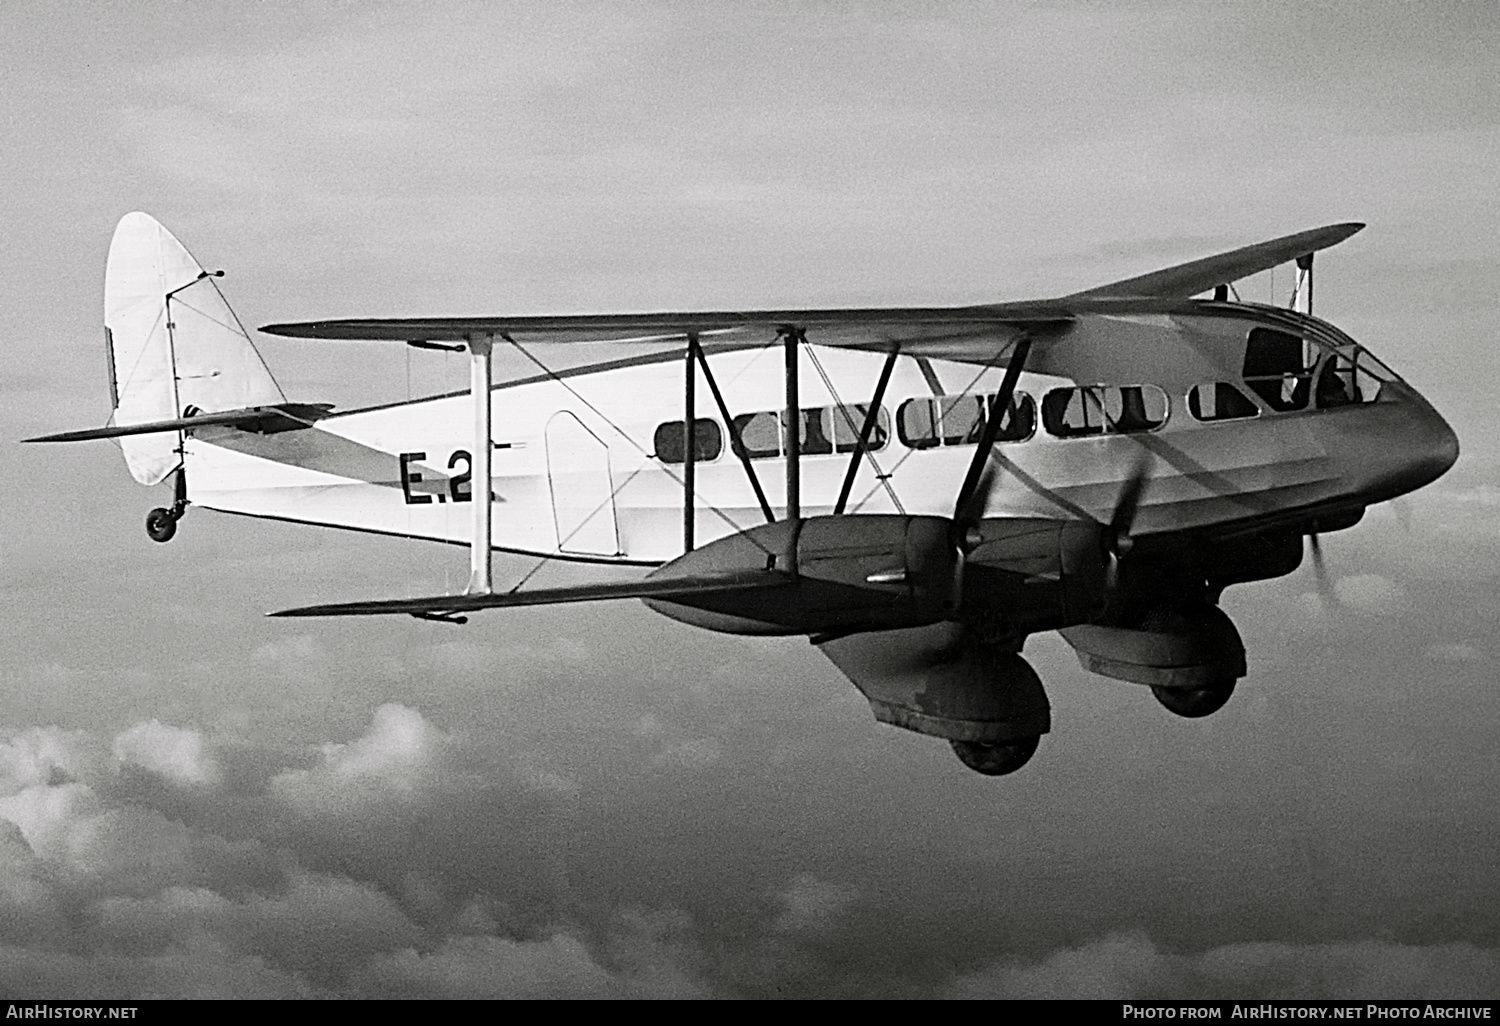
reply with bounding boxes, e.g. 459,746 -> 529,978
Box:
653,405 -> 890,464
655,386 -> 1163,463
652,382 -> 1272,462
653,328 -> 1394,463
897,393 -> 1035,449
1039,385 -> 1168,438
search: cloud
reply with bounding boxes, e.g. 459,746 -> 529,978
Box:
0,727 -> 109,795
0,704 -> 742,997
0,940 -> 315,1000
357,933 -> 613,999
267,703 -> 456,814
3,657 -> 1499,996
112,721 -> 218,788
944,932 -> 1500,1000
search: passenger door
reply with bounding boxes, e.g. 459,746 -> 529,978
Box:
545,411 -> 620,556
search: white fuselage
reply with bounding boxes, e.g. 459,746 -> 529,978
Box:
182,310 -> 1422,565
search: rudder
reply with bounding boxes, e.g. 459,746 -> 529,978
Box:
105,212 -> 285,484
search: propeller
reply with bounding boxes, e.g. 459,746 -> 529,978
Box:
939,372 -> 1047,626
1307,532 -> 1337,606
938,460 -> 1002,609
952,461 -> 999,550
946,335 -> 1033,593
1103,459 -> 1150,591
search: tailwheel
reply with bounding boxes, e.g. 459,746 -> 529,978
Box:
145,507 -> 178,543
146,469 -> 188,543
1151,679 -> 1235,719
949,734 -> 1041,776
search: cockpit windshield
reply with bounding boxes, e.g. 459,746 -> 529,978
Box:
1240,313 -> 1399,410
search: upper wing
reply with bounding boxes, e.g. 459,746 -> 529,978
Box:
1066,222 -> 1364,299
259,305 -> 1076,367
257,223 -> 1364,358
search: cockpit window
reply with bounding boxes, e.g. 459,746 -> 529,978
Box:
1314,350 -> 1395,406
1243,327 -> 1313,411
1315,358 -> 1355,408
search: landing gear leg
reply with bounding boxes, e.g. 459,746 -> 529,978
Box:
146,469 -> 188,543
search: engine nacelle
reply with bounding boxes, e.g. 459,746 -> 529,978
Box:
643,514 -> 1101,638
1196,529 -> 1304,590
1059,602 -> 1245,690
817,623 -> 1050,744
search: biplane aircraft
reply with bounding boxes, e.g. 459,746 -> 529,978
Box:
27,213 -> 1459,775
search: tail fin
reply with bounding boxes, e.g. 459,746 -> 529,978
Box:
105,212 -> 285,484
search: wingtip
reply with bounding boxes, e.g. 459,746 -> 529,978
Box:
21,430 -> 93,444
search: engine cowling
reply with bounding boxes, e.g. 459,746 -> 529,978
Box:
1059,602 -> 1246,690
817,622 -> 1050,744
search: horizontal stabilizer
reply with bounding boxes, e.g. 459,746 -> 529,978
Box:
1068,222 -> 1365,299
24,403 -> 332,443
268,567 -> 791,619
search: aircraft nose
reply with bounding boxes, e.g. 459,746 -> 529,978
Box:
1339,383 -> 1460,505
1395,389 -> 1460,494
1422,404 -> 1461,481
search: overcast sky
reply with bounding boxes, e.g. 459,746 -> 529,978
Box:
3,0 -> 1499,999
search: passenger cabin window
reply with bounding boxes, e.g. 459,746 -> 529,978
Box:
730,406 -> 890,460
1042,385 -> 1167,438
731,411 -> 782,459
897,392 -> 1036,450
938,396 -> 986,445
825,404 -> 891,453
786,408 -> 834,456
654,418 -> 724,463
1188,383 -> 1259,422
1243,328 -> 1313,412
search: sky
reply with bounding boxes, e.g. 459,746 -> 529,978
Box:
2,0 -> 1499,1000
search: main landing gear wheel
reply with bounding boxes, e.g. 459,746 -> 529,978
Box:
145,507 -> 178,543
1151,679 -> 1235,719
949,735 -> 1041,776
